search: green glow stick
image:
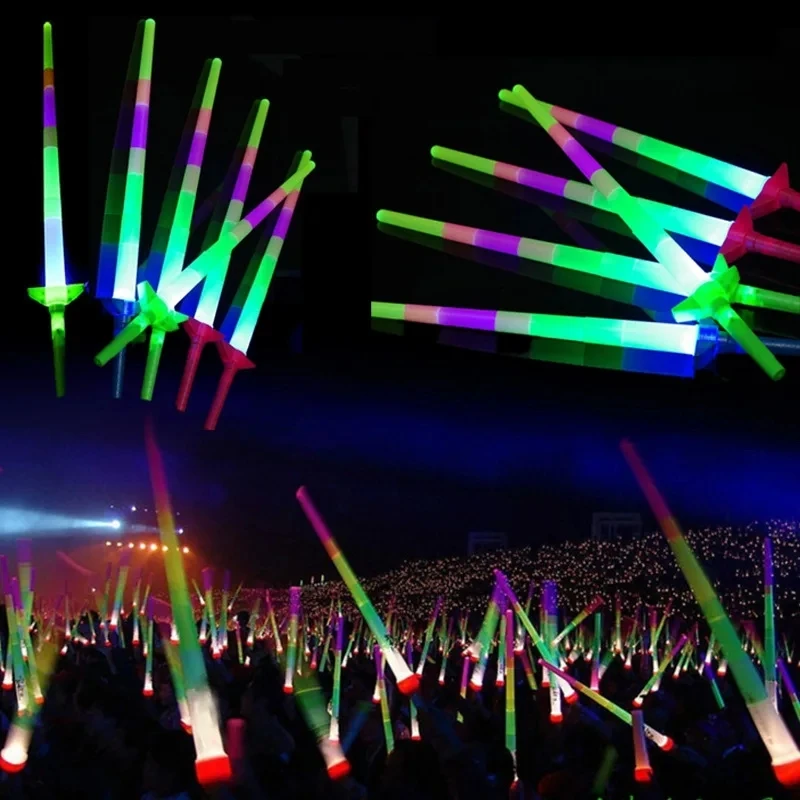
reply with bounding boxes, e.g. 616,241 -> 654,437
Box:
201,568 -> 218,656
504,608 -> 517,780
508,85 -> 786,380
621,440 -> 800,788
553,595 -> 604,648
498,92 -> 798,208
109,549 -> 131,631
30,23 -> 84,397
330,610 -> 344,741
163,639 -> 192,733
633,634 -> 688,707
376,210 -> 798,318
375,647 -> 395,755
777,660 -> 800,723
416,596 -> 442,677
145,420 -> 231,786
284,586 -> 300,694
764,538 -> 777,708
296,487 -> 420,696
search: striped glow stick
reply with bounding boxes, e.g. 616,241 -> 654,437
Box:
1,561 -> 28,715
493,570 -> 577,704
109,549 -> 131,631
205,150 -> 313,430
621,440 -> 800,788
95,161 -> 314,367
145,420 -> 231,786
137,58 -> 222,401
508,85 -> 785,380
632,710 -> 654,784
432,145 -> 800,263
375,647 -> 395,754
539,658 -> 674,751
219,570 -> 230,653
143,598 -> 154,696
296,487 -> 420,696
777,659 -> 800,723
543,582 -> 563,722
553,595 -> 604,648
405,640 -> 421,740
499,93 -> 799,216
202,568 -> 217,654
633,634 -> 688,707
504,608 -> 517,782
330,610 -> 344,741
284,587 -> 300,694
373,301 -> 700,357
30,23 -> 85,398
416,596 -> 442,677
590,611 -> 603,692
376,210 -> 798,318
764,538 -> 777,709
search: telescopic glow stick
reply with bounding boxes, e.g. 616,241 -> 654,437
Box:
329,610 -> 344,741
95,161 -> 314,368
553,595 -> 604,648
621,440 -> 800,788
295,487 -> 420,696
375,647 -> 395,755
498,92 -> 799,217
469,586 -> 502,690
266,590 -> 282,654
633,634 -> 688,708
219,570 -> 230,653
496,611 -> 506,688
205,151 -> 313,430
145,420 -> 232,786
504,608 -> 517,782
163,639 -> 192,733
632,709 -> 654,784
590,611 -> 603,691
704,663 -> 726,711
493,570 -> 577,704
375,211 -> 798,319
177,99 -> 269,411
30,23 -> 84,397
543,581 -> 563,721
508,85 -> 785,380
777,659 -> 800,723
109,549 -> 131,631
137,58 -> 222,401
764,538 -> 777,709
143,598 -> 154,696
284,587 -> 300,694
540,658 -> 674,751
416,596 -> 442,677
95,19 -> 155,397
431,146 -> 800,264
202,568 -> 217,655
293,669 -> 351,779
0,561 -> 28,715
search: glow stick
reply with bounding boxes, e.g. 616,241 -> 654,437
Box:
109,549 -> 131,631
543,581 -> 563,721
192,578 -> 205,607
632,709 -> 653,784
519,645 -> 538,691
143,599 -> 154,696
202,568 -> 218,656
634,634 -> 688,707
458,653 -> 469,723
293,670 -> 351,779
205,151 -> 313,430
284,587 -> 300,694
295,487 -> 420,695
137,58 -> 222,401
777,659 -> 800,722
621,440 -> 799,788
416,596 -> 442,677
220,570 -> 230,652
30,23 -> 84,397
95,161 -> 314,367
373,301 -> 700,357
540,658 -> 673,751
330,610 -> 344,741
504,608 -> 517,782
498,92 -> 799,216
553,595 -> 604,647
163,639 -> 192,733
375,647 -> 395,754
508,86 -> 785,380
377,210 -> 798,318
704,663 -> 726,711
590,611 -> 603,691
0,562 -> 28,715
431,145 -> 800,263
266,590 -> 282,654
764,538 -> 777,708
493,570 -> 576,704
469,587 -> 502,690
145,420 -> 232,786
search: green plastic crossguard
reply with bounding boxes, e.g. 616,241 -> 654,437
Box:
28,283 -> 85,397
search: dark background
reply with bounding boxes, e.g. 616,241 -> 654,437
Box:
1,17 -> 798,586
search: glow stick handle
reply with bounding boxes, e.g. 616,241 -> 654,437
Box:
552,595 -> 604,646
621,440 -> 799,788
632,710 -> 654,784
296,487 -> 419,695
493,570 -> 576,704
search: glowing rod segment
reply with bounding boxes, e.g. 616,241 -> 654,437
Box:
177,99 -> 269,412
144,420 -> 231,786
508,85 -> 785,380
633,634 -> 688,707
95,162 -> 314,368
416,596 -> 442,676
329,609 -> 344,741
283,587 -> 300,694
372,301 -> 699,356
498,93 -> 799,215
376,211 -> 797,317
138,58 -> 222,401
492,570 -> 577,704
632,710 -> 653,784
764,538 -> 777,709
204,151 -> 314,431
109,548 -> 132,631
553,595 -> 604,647
431,145 -> 800,263
295,487 -> 420,696
505,607 -> 517,782
621,440 -> 800,788
777,659 -> 800,723
30,22 -> 84,397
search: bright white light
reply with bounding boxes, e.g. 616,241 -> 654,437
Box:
182,546 -> 190,554
105,541 -> 112,547
131,506 -> 137,512
111,520 -> 121,530
178,528 -> 184,534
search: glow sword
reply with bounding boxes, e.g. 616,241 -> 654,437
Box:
95,19 -> 155,397
137,57 -> 222,401
94,159 -> 315,367
204,150 -> 313,431
29,22 -> 84,398
176,99 -> 270,411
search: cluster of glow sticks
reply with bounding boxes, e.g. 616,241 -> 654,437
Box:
375,84 -> 799,381
34,20 -> 314,428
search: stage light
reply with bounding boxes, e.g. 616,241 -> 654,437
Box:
116,542 -> 122,547
162,545 -> 168,552
0,507 -> 131,537
111,520 -> 121,529
182,546 -> 190,554
105,541 -> 111,547
150,543 -> 158,551
139,543 -> 146,550
131,506 -> 137,512
128,543 -> 134,549
178,528 -> 184,534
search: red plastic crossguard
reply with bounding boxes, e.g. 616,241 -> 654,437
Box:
204,341 -> 255,431
749,163 -> 800,218
176,319 -> 223,412
720,207 -> 800,263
